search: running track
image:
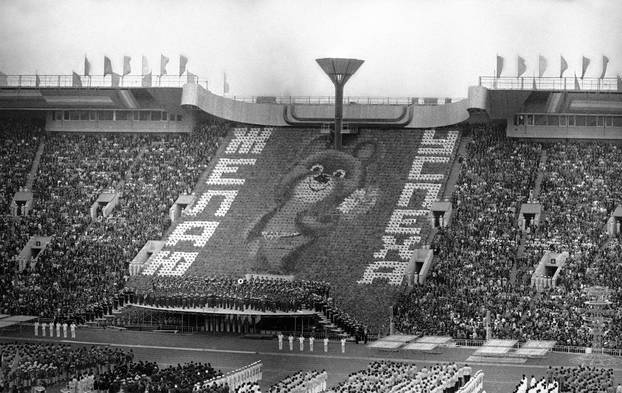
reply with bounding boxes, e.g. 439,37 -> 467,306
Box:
1,328 -> 620,393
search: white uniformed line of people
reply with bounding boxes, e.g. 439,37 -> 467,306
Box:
325,361 -> 473,393
276,332 -> 347,353
268,370 -> 327,393
33,321 -> 77,339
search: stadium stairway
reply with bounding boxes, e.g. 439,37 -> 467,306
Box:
119,144 -> 148,189
514,148 -> 546,280
425,133 -> 469,245
532,149 -> 547,199
440,134 -> 468,201
25,139 -> 45,190
314,311 -> 348,338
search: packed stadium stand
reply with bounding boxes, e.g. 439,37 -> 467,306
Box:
1,74 -> 622,392
0,119 -> 229,324
392,126 -> 622,350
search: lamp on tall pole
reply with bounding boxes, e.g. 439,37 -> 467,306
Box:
316,58 -> 364,150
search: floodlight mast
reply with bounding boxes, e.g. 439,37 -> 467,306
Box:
316,58 -> 364,150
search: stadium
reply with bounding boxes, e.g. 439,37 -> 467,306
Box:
1,1 -> 622,392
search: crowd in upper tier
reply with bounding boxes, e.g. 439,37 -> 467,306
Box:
0,119 -> 228,324
394,126 -> 622,348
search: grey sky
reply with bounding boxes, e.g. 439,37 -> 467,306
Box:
0,0 -> 620,97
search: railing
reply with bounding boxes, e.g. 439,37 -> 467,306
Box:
453,338 -> 622,357
457,370 -> 484,393
479,76 -> 621,91
228,96 -> 456,105
0,74 -> 202,88
454,339 -> 486,347
194,361 -> 262,392
0,75 -> 464,105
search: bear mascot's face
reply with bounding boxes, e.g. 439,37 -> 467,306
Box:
274,140 -> 377,211
246,138 -> 377,274
282,149 -> 366,207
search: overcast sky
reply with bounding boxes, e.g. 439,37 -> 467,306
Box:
0,0 -> 620,97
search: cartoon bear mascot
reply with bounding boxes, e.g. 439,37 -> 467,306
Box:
246,137 -> 377,273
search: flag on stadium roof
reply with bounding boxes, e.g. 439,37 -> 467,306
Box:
517,56 -> 526,78
223,72 -> 230,94
538,55 -> 547,77
160,54 -> 169,75
600,55 -> 609,79
574,73 -> 580,90
532,77 -> 537,90
581,56 -> 590,79
104,56 -> 113,76
560,55 -> 568,78
180,55 -> 188,76
0,71 -> 6,87
187,71 -> 197,84
496,55 -> 504,78
142,72 -> 152,87
111,72 -> 121,87
123,56 -> 131,76
84,56 -> 91,77
72,71 -> 82,88
142,56 -> 149,75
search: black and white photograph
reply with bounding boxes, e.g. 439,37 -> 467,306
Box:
0,0 -> 621,392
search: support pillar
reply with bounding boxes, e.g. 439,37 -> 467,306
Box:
316,58 -> 364,151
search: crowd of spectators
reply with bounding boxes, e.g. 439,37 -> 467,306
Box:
0,119 -> 229,325
543,365 -> 616,393
326,361 -> 471,393
394,127 -> 622,349
0,119 -> 45,312
0,117 -> 369,340
394,126 -> 541,341
0,341 -> 251,393
3,114 -> 621,353
0,118 -> 43,213
94,360 -> 224,393
531,143 -> 622,348
0,342 -> 130,393
268,370 -> 326,393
